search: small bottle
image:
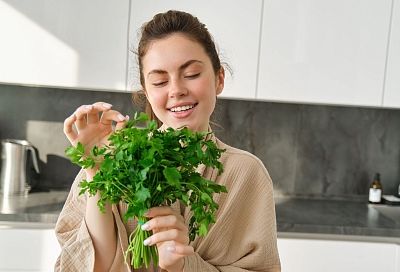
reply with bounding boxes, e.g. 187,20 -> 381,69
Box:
368,173 -> 383,204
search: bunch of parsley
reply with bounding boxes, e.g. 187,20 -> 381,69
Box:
65,112 -> 227,269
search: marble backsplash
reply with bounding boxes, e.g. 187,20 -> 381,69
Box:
1,84 -> 400,198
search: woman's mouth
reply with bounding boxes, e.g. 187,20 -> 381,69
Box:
168,103 -> 198,118
169,103 -> 198,113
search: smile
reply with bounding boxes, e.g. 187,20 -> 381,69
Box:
169,103 -> 198,112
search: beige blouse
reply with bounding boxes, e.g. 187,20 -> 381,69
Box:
54,136 -> 281,271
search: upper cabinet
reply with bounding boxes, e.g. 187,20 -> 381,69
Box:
0,0 -> 129,91
128,0 -> 262,99
1,1 -> 398,106
257,0 -> 393,107
383,0 -> 400,108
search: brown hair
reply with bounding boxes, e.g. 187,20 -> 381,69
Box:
133,10 -> 222,126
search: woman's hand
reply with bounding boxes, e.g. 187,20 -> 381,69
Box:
64,103 -> 128,270
141,207 -> 194,272
63,102 -> 128,176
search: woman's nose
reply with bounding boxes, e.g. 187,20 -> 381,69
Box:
169,79 -> 188,98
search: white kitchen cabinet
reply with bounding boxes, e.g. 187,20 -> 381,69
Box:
383,0 -> 400,108
0,0 -> 129,91
0,228 -> 60,272
257,0 -> 392,107
128,0 -> 262,99
277,237 -> 400,272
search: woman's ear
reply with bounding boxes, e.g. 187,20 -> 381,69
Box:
216,67 -> 225,95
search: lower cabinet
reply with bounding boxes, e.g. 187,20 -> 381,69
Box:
0,228 -> 60,272
2,229 -> 399,271
277,237 -> 399,272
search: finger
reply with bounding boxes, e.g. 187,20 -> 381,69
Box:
92,101 -> 113,109
166,244 -> 194,256
87,102 -> 113,124
141,215 -> 187,232
63,114 -> 78,143
144,229 -> 188,246
99,110 -> 127,126
145,206 -> 179,218
115,115 -> 129,131
74,105 -> 93,130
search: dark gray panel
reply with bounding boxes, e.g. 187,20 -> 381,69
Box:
1,84 -> 400,197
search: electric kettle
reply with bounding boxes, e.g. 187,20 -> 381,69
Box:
0,139 -> 40,197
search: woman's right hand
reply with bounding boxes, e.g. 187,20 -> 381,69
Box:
63,102 -> 128,176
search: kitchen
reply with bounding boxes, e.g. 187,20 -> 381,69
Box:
1,0 -> 400,271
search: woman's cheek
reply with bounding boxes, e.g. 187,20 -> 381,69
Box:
148,90 -> 164,105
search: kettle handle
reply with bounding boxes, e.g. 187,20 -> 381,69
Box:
26,145 -> 40,174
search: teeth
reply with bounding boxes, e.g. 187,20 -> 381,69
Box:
170,104 -> 194,112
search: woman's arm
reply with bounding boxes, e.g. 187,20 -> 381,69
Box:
84,172 -> 117,272
55,170 -> 132,272
58,102 -> 128,271
179,150 -> 281,272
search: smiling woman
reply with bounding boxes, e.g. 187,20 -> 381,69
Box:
55,10 -> 281,272
142,34 -> 223,132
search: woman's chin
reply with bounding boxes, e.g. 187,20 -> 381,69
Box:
162,117 -> 208,132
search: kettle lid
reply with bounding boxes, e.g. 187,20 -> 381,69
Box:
1,139 -> 33,146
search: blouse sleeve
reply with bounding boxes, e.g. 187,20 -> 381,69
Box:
182,151 -> 281,272
54,170 -> 131,272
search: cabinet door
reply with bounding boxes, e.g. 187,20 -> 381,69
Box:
0,228 -> 60,271
277,238 -> 398,272
128,0 -> 262,99
258,0 -> 392,107
0,0 -> 129,91
383,0 -> 400,108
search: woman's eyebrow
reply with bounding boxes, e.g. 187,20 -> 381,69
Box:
147,60 -> 203,78
179,59 -> 203,70
147,69 -> 167,77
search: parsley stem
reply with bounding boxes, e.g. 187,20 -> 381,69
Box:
109,181 -> 132,201
180,182 -> 202,194
126,216 -> 158,269
113,179 -> 130,191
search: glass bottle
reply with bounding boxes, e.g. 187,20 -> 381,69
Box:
368,173 -> 382,204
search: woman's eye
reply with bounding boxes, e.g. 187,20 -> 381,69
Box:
185,73 -> 200,79
152,81 -> 167,87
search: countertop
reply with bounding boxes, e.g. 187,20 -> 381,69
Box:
275,196 -> 400,243
0,191 -> 68,228
1,191 -> 400,244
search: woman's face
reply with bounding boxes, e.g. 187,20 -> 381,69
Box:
142,33 -> 224,132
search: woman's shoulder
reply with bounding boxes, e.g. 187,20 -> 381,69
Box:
213,137 -> 274,198
215,137 -> 271,181
216,138 -> 265,168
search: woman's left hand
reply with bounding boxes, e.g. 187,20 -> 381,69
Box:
142,206 -> 194,272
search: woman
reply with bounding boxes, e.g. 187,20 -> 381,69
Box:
56,10 -> 281,272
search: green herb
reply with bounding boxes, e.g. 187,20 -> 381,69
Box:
65,112 -> 227,269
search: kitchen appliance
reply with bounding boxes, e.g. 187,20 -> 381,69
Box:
0,139 -> 40,197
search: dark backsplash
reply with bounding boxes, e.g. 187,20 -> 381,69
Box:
1,83 -> 399,197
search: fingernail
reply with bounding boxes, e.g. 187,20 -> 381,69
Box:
141,223 -> 149,231
125,115 -> 130,120
103,103 -> 112,108
118,114 -> 125,121
143,238 -> 151,246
